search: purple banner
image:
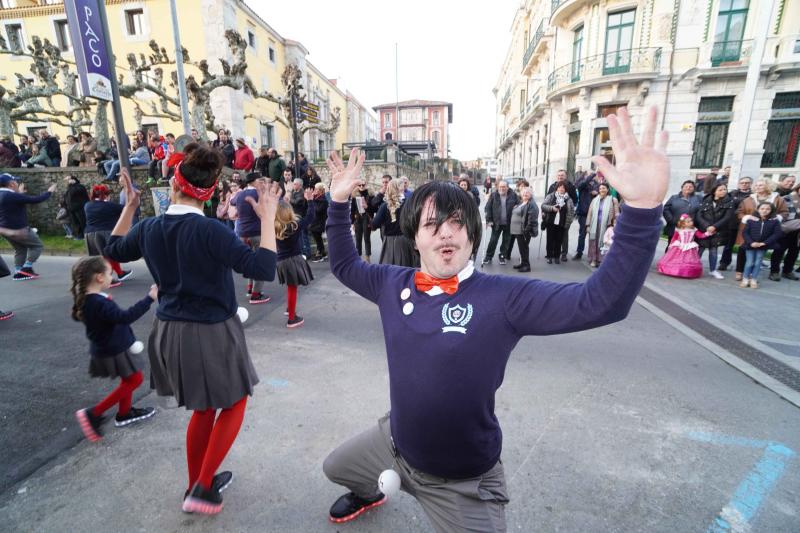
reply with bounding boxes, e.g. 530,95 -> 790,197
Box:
64,0 -> 113,102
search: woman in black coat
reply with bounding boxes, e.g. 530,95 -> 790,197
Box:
309,183 -> 329,261
63,175 -> 90,239
696,182 -> 736,278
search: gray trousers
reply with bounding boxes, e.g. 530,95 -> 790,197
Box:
2,228 -> 44,268
244,235 -> 265,293
323,415 -> 509,532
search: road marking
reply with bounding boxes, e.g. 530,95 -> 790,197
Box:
685,431 -> 796,533
266,378 -> 289,388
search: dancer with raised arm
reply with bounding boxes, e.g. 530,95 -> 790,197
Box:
321,106 -> 669,532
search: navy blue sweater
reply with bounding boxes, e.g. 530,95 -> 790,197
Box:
82,293 -> 153,358
0,190 -> 51,229
231,189 -> 260,238
327,200 -> 662,478
84,200 -> 123,233
105,211 -> 277,323
277,201 -> 315,261
742,218 -> 783,249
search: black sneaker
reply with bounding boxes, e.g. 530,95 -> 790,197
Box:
481,258 -> 492,266
572,253 -> 583,260
249,292 -> 271,305
498,256 -> 507,265
182,482 -> 223,515
329,492 -> 386,523
287,315 -> 304,329
118,270 -> 133,281
109,280 -> 122,289
718,264 -> 729,271
0,310 -> 14,321
183,471 -> 233,512
115,406 -> 156,427
768,272 -> 781,282
76,408 -> 106,442
560,254 -> 568,262
782,272 -> 799,281
512,264 -> 522,270
13,268 -> 39,281
312,254 -> 328,263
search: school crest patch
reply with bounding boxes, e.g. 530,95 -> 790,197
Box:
441,303 -> 473,334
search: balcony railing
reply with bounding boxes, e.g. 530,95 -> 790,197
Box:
547,47 -> 662,95
522,20 -> 545,70
551,0 -> 567,14
711,39 -> 753,66
500,86 -> 511,112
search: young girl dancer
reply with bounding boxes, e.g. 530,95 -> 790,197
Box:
104,145 -> 280,514
657,213 -> 707,278
276,189 -> 316,328
72,256 -> 156,442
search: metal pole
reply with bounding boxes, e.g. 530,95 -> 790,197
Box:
395,42 -> 400,178
731,0 -> 777,182
95,0 -> 131,176
290,91 -> 300,184
169,0 -> 192,136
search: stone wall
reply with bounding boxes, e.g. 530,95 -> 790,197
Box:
0,161 -> 427,235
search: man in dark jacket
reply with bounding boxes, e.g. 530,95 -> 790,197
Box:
719,176 -> 752,270
573,171 -> 601,259
546,169 -> 578,261
38,130 -> 61,167
63,175 -> 90,239
482,180 -> 518,266
662,180 -> 701,250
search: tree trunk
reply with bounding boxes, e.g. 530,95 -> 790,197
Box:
0,107 -> 13,138
93,102 -> 110,152
190,102 -> 207,140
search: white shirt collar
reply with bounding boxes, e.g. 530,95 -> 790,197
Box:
0,187 -> 14,192
165,204 -> 205,216
423,261 -> 475,296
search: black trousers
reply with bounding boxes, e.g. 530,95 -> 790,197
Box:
546,225 -> 565,259
516,234 -> 531,266
770,230 -> 799,274
484,224 -> 511,260
311,230 -> 326,256
68,207 -> 86,238
353,217 -> 371,256
735,247 -> 747,273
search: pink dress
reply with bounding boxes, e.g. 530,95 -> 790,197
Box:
657,228 -> 707,279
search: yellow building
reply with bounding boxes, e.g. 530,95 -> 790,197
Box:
0,0 -> 375,156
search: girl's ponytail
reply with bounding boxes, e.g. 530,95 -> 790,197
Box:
70,257 -> 108,322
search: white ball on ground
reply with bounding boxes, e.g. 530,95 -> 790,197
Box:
130,341 -> 144,354
378,469 -> 401,497
237,306 -> 249,323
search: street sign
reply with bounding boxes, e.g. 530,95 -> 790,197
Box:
64,0 -> 113,101
299,106 -> 318,118
303,101 -> 320,111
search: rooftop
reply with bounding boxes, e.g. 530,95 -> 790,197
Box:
373,100 -> 454,121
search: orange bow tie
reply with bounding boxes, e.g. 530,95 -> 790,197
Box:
414,271 -> 459,295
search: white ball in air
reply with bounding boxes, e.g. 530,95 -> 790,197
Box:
378,469 -> 401,497
237,306 -> 249,323
130,341 -> 144,354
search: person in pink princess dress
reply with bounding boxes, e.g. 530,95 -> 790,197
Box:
657,213 -> 707,278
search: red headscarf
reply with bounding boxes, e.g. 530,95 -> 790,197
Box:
173,162 -> 217,202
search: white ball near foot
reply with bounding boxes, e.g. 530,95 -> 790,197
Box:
130,341 -> 144,354
378,469 -> 401,497
237,306 -> 249,323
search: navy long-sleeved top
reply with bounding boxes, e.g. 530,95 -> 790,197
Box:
277,201 -> 315,261
327,199 -> 662,479
84,200 -> 123,233
742,218 -> 783,249
82,293 -> 153,357
231,189 -> 260,238
371,202 -> 404,236
105,208 -> 277,323
0,189 -> 51,229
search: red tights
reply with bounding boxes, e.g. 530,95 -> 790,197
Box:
287,285 -> 298,320
185,396 -> 247,491
91,371 -> 143,417
106,258 -> 123,276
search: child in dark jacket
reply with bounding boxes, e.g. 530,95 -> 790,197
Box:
71,256 -> 157,441
741,201 -> 783,288
276,189 -> 316,328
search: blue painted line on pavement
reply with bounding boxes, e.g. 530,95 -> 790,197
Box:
266,378 -> 289,388
685,431 -> 795,533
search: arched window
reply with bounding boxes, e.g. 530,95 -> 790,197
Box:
385,132 -> 393,140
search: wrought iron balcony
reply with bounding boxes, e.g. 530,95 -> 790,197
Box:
522,20 -> 545,72
710,39 -> 753,67
500,86 -> 512,112
547,47 -> 662,96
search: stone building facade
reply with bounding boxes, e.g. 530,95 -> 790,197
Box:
494,0 -> 800,196
374,100 -> 453,158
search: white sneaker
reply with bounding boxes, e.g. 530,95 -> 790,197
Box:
711,270 -> 724,280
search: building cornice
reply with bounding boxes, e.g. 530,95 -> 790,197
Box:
0,0 -> 139,19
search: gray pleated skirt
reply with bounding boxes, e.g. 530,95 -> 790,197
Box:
85,230 -> 112,256
277,254 -> 313,286
147,315 -> 259,410
379,235 -> 420,267
89,349 -> 144,379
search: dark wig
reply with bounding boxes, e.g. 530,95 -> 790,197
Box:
180,145 -> 223,188
400,180 -> 482,255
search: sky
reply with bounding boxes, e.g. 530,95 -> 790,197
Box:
249,0 -> 516,161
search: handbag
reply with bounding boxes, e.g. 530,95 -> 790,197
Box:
56,207 -> 70,223
781,218 -> 800,233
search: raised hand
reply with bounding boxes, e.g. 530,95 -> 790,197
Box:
303,187 -> 314,201
47,183 -> 56,193
119,167 -> 140,208
327,148 -> 366,203
591,106 -> 669,209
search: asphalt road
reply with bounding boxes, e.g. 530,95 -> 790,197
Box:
1,230 -> 799,532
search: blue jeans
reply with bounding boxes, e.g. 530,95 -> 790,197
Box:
743,249 -> 766,280
699,245 -> 720,271
105,158 -> 147,180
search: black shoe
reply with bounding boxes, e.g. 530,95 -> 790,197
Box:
76,408 -> 106,442
560,254 -> 568,262
115,406 -> 156,427
329,492 -> 387,523
13,267 -> 39,281
555,257 -> 561,264
117,270 -> 133,281
718,264 -> 729,271
546,258 -> 553,264
512,264 -> 522,270
182,482 -> 223,515
782,272 -> 799,281
249,292 -> 271,305
0,310 -> 14,321
572,253 -> 582,260
481,258 -> 492,266
311,254 -> 328,263
498,256 -> 507,265
287,315 -> 304,328
768,272 -> 781,282
183,471 -> 233,510
518,265 -> 531,272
